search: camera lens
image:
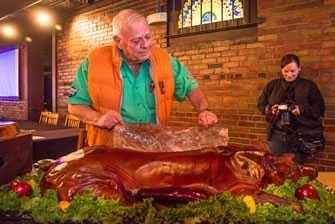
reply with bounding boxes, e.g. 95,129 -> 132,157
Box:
281,110 -> 290,125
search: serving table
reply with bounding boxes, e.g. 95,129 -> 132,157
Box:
317,172 -> 335,190
0,121 -> 32,185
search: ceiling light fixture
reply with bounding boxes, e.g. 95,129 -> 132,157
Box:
2,25 -> 17,38
0,0 -> 43,22
35,11 -> 53,26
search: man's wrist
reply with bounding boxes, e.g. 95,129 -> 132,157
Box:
89,112 -> 102,126
198,108 -> 210,114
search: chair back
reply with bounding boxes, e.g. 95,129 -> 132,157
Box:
39,111 -> 50,124
77,128 -> 88,149
47,112 -> 59,126
64,114 -> 81,128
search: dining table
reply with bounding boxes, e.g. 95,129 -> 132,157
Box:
16,120 -> 80,162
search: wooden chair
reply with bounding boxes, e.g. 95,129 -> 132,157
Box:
64,114 -> 81,128
39,111 -> 50,124
77,128 -> 88,149
47,112 -> 59,126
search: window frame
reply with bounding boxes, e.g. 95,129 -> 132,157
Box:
167,0 -> 260,38
0,45 -> 20,101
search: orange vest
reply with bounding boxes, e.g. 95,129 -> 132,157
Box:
86,43 -> 174,146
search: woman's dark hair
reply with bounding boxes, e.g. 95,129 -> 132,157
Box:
280,54 -> 300,68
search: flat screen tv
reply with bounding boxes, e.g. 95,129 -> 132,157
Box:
0,46 -> 19,101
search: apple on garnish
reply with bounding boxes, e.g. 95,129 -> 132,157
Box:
10,180 -> 32,197
295,184 -> 319,200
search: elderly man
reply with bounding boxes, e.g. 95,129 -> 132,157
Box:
68,9 -> 218,146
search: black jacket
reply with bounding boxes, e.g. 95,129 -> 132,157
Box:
257,76 -> 325,138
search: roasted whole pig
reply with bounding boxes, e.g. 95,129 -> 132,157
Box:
40,145 -> 317,211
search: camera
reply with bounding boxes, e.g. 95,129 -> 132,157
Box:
278,104 -> 293,126
278,104 -> 289,111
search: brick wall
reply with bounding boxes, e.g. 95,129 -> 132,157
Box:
0,44 -> 30,120
56,0 -> 335,170
0,101 -> 28,120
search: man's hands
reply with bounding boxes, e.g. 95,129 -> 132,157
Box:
96,110 -> 124,129
198,110 -> 218,127
68,104 -> 122,128
97,109 -> 218,128
186,88 -> 218,127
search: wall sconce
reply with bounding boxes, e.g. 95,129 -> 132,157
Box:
55,24 -> 62,31
24,36 -> 33,43
147,1 -> 167,25
147,12 -> 167,25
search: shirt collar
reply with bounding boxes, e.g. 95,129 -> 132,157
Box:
117,47 -> 151,65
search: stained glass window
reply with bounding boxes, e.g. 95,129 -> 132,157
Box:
167,0 -> 258,39
178,0 -> 244,28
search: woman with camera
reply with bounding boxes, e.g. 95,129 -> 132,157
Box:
257,54 -> 325,163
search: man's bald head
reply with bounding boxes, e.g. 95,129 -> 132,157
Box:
112,9 -> 153,63
112,9 -> 148,37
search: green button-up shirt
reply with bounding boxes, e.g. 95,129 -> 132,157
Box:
68,56 -> 198,124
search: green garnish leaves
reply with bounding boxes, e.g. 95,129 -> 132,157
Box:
0,172 -> 334,224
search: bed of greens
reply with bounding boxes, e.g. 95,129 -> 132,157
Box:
0,170 -> 334,224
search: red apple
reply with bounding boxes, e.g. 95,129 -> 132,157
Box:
10,180 -> 19,189
295,184 -> 319,200
10,180 -> 32,197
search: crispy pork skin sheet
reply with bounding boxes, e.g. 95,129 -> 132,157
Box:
91,124 -> 228,152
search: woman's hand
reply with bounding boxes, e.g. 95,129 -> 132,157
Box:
290,104 -> 301,116
271,104 -> 279,115
198,110 -> 218,127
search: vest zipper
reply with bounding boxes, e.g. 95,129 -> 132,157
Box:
119,63 -> 123,114
149,63 -> 160,125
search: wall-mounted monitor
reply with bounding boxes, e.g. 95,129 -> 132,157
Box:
0,46 -> 19,101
